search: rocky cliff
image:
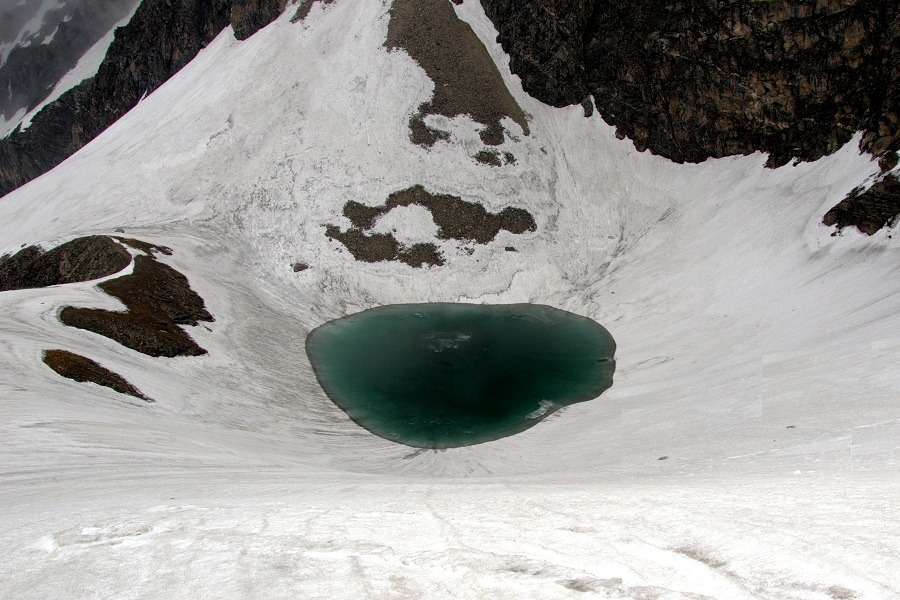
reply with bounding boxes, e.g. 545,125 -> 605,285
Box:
0,0 -> 140,127
479,0 -> 899,168
0,0 -> 285,197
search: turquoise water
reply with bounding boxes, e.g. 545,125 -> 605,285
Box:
306,303 -> 616,448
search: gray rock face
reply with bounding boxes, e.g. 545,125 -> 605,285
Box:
0,0 -> 247,197
0,0 -> 140,127
479,0 -> 899,167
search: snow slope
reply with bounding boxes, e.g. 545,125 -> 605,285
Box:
0,0 -> 897,597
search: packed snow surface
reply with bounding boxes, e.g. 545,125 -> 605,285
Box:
0,1 -> 897,597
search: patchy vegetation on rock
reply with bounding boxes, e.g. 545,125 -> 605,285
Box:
0,236 -> 131,292
43,349 -> 151,402
386,0 -> 529,147
824,174 -> 900,235
60,254 -> 214,358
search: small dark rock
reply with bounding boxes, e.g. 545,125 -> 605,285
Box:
505,246 -> 517,252
880,152 -> 899,173
474,150 -> 502,166
292,262 -> 309,272
581,96 -> 594,118
658,455 -> 668,460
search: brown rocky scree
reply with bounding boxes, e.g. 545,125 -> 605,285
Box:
0,235 -> 131,292
386,0 -> 529,147
326,184 -> 536,267
59,251 -> 214,358
43,349 -> 152,402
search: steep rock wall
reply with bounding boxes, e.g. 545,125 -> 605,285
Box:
479,0 -> 899,167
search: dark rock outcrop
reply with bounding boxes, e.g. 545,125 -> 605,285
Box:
325,226 -> 445,267
0,235 -> 132,292
60,253 -> 214,358
479,0 -> 899,167
231,0 -> 286,40
326,184 -> 536,267
824,174 -> 900,235
43,349 -> 152,401
0,0 -> 235,197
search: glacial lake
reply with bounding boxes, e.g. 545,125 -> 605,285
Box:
306,303 -> 616,448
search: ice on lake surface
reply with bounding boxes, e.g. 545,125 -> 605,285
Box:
306,303 -> 616,448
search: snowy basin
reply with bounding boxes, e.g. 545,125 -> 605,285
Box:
306,303 -> 616,448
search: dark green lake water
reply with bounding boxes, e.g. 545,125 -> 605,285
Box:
306,303 -> 616,448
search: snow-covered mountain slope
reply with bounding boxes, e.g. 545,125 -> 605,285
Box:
0,1 -> 897,597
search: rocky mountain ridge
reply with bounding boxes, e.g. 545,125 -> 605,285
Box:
480,0 -> 899,169
0,0 -> 285,197
0,0 -> 898,232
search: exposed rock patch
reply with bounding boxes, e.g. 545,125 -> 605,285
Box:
326,185 -> 535,267
325,226 -> 444,267
479,0 -> 899,167
291,0 -> 333,23
60,254 -> 214,358
231,0 -> 287,40
386,0 -> 529,148
43,349 -> 151,402
474,150 -> 502,166
0,236 -> 131,292
824,174 -> 900,235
